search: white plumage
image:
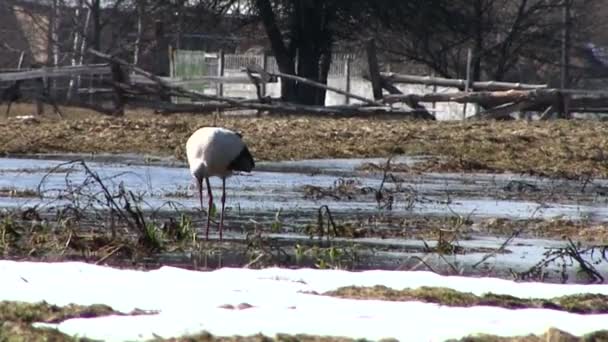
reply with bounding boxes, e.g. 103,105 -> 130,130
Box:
186,127 -> 255,240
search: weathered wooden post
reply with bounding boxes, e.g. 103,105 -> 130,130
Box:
169,45 -> 177,104
463,48 -> 472,120
261,51 -> 268,97
217,50 -> 225,97
344,55 -> 351,105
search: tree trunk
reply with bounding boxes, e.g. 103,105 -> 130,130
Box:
472,0 -> 483,82
133,0 -> 145,65
90,0 -> 101,62
317,50 -> 332,105
254,0 -> 297,102
255,0 -> 332,105
296,48 -> 322,105
176,0 -> 185,49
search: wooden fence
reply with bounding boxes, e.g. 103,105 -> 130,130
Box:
2,45 -> 608,120
170,49 -> 362,104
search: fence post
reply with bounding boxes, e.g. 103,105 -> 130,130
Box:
169,45 -> 174,78
431,71 -> 437,112
261,51 -> 267,97
463,48 -> 472,120
35,77 -> 45,116
217,50 -> 225,97
169,45 -> 177,104
344,56 -> 351,105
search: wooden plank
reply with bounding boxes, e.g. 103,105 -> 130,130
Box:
217,50 -> 225,97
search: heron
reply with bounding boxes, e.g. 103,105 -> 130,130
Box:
186,127 -> 255,240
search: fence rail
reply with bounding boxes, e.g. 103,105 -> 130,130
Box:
3,47 -> 599,121
0,64 -> 111,82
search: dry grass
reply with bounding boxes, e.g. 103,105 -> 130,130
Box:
3,104 -> 608,179
452,328 -> 608,342
481,218 -> 608,244
0,300 -> 126,342
324,285 -> 608,314
0,301 -> 119,324
300,214 -> 608,244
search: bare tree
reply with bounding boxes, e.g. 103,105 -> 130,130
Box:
374,0 -> 602,84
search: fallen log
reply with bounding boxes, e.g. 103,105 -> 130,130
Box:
384,91 -> 526,106
384,89 -> 608,109
128,99 -> 242,114
379,79 -> 433,118
268,69 -> 379,106
130,74 -> 276,86
89,49 -> 433,119
469,101 -> 536,120
380,73 -> 547,91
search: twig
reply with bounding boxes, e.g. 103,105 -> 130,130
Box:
317,205 -> 338,240
473,229 -> 521,268
95,244 -> 124,265
565,238 -> 604,283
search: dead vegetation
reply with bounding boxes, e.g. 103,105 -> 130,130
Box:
0,159 -> 369,271
0,300 -> 153,342
481,218 -> 608,243
324,285 -> 608,314
0,298 -> 606,342
450,328 -> 608,342
0,187 -> 38,198
3,105 -> 608,179
0,301 -> 134,324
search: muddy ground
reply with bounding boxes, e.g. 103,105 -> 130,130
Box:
3,104 -> 608,179
2,104 -> 608,340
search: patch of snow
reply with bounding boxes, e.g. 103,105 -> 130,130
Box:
0,261 -> 607,341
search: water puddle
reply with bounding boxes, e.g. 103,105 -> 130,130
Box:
1,155 -> 607,283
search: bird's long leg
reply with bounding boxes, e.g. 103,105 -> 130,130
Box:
196,176 -> 204,238
205,177 -> 213,240
219,177 -> 226,241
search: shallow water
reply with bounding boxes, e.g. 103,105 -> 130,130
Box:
1,155 -> 607,283
2,156 -> 608,220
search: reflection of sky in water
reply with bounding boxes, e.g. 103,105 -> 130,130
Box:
1,157 -> 608,221
2,156 -> 608,283
267,233 -> 608,283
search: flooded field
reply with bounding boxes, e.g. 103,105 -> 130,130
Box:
1,154 -> 607,284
